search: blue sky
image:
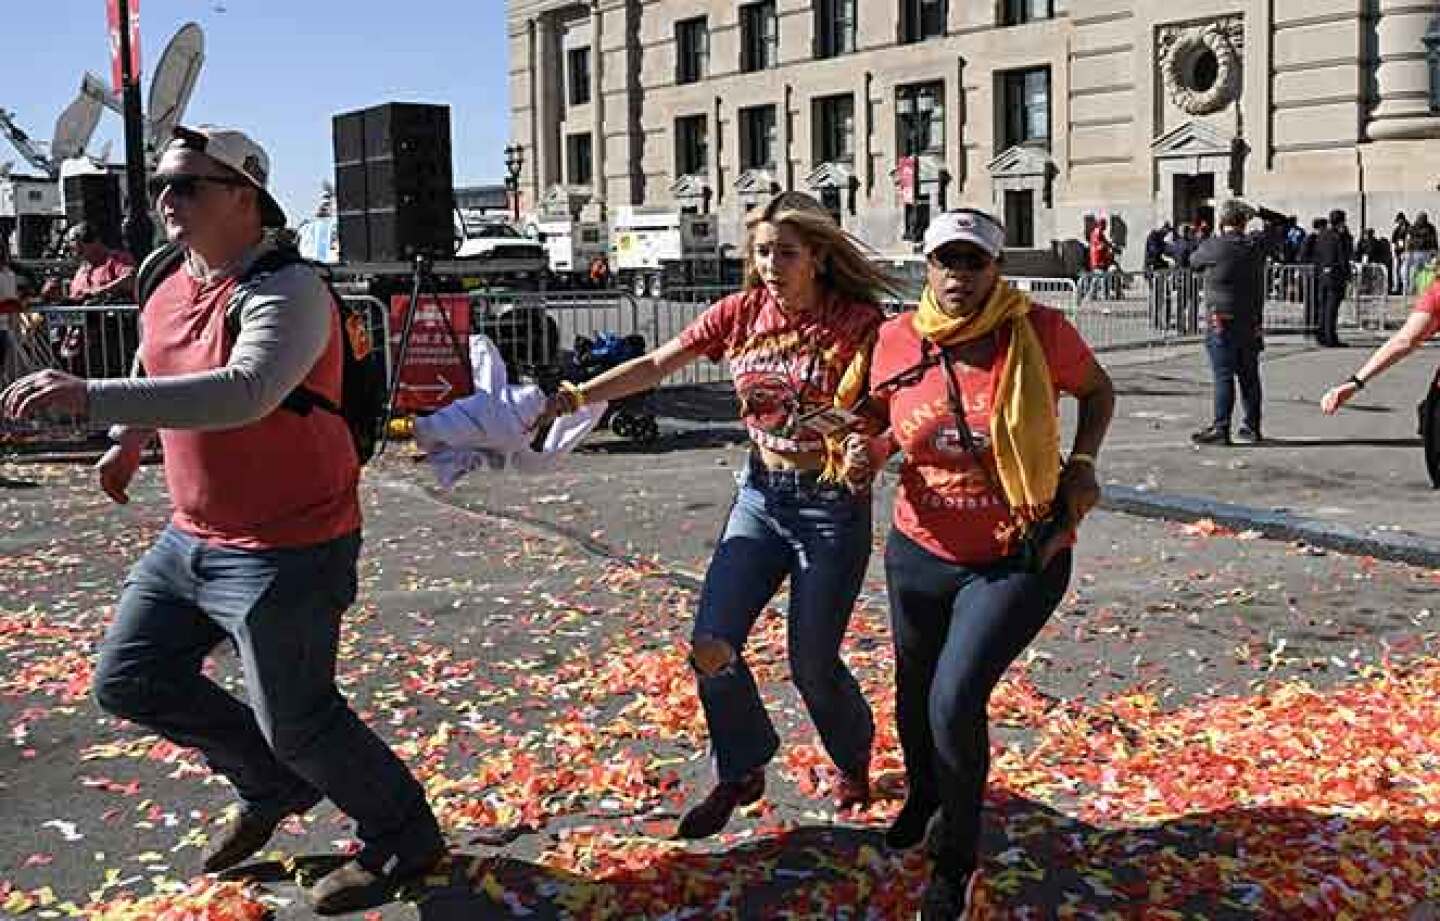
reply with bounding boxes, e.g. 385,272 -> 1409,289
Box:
3,0 -> 509,220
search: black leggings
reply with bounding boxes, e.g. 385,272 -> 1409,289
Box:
884,529 -> 1072,870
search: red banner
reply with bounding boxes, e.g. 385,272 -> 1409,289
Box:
106,0 -> 142,91
388,294 -> 475,413
898,155 -> 917,206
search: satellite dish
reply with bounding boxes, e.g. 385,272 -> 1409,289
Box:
51,90 -> 103,161
81,72 -> 123,115
147,23 -> 205,152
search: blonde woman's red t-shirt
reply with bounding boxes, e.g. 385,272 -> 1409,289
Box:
868,306 -> 1094,565
1412,282 -> 1440,336
680,288 -> 884,454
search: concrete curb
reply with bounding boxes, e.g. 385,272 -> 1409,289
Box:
1101,484 -> 1440,568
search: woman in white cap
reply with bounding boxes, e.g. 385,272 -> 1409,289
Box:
538,191 -> 899,839
840,207 -> 1115,919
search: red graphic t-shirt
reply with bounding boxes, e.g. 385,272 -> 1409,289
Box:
681,288 -> 884,453
1412,282 -> 1440,336
868,306 -> 1094,565
69,251 -> 135,301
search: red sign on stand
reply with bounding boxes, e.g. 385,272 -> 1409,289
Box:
106,0 -> 142,91
389,294 -> 475,413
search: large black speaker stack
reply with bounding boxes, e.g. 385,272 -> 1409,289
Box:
63,174 -> 123,249
333,102 -> 454,263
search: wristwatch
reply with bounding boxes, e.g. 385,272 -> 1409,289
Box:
1347,374 -> 1366,391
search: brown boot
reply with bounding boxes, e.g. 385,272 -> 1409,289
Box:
202,812 -> 284,874
304,847 -> 447,916
202,792 -> 321,874
674,769 -> 764,840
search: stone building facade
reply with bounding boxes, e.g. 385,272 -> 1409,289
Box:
508,0 -> 1440,264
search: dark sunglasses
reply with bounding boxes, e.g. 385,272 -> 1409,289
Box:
148,174 -> 248,201
928,248 -> 993,273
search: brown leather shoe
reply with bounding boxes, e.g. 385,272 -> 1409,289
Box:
304,847 -> 447,916
202,812 -> 284,874
834,767 -> 870,810
674,769 -> 764,840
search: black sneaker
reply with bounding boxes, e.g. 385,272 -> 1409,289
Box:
1191,426 -> 1231,445
1235,425 -> 1262,444
917,869 -> 978,920
885,795 -> 939,850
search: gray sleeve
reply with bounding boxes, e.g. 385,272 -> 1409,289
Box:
86,265 -> 332,430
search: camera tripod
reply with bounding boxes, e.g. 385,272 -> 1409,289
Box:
377,252 -> 472,456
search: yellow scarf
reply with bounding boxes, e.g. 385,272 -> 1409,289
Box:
913,281 -> 1060,524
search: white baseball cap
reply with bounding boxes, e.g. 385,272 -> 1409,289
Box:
162,125 -> 287,227
923,208 -> 1006,259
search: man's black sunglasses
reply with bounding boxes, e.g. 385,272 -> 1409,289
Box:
927,248 -> 994,273
148,174 -> 249,201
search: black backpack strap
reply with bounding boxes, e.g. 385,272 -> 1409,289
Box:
134,242 -> 186,309
225,243 -> 343,417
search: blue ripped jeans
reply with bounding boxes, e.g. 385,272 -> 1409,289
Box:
691,457 -> 875,782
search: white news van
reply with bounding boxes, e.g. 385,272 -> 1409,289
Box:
526,215 -> 609,285
609,206 -> 721,297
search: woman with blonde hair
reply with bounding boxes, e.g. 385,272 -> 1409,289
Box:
538,191 -> 898,838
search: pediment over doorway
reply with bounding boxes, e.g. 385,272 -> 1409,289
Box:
1151,120 -> 1236,159
987,145 -> 1053,179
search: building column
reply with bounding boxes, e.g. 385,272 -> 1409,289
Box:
526,18 -> 540,210
781,83 -> 794,190
533,13 -> 556,191
590,0 -> 607,215
859,71 -> 873,194
1368,0 -> 1440,140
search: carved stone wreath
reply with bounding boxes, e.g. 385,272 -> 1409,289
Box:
1159,20 -> 1243,116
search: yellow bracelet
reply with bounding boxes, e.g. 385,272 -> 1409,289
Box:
1067,453 -> 1096,469
558,381 -> 588,411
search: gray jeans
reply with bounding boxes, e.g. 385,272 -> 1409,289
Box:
92,525 -> 442,867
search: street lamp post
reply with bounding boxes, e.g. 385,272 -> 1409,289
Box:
503,144 -> 525,223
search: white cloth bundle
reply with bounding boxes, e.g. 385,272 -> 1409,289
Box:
413,334 -> 605,488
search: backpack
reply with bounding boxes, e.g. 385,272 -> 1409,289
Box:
135,241 -> 387,464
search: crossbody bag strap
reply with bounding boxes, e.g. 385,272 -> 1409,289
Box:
932,339 -> 1009,504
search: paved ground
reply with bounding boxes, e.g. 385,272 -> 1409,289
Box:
3,333 -> 1440,918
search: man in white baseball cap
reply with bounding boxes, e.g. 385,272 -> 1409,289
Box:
156,124 -> 289,228
1,123 -> 450,915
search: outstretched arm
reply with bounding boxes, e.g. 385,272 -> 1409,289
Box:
1321,310 -> 1436,414
534,336 -> 703,430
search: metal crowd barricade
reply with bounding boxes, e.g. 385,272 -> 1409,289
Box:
1041,270 -> 1156,350
1007,276 -> 1079,310
0,303 -> 142,450
1146,268 -> 1204,337
471,287 -> 651,390
651,285 -> 732,387
1,298 -> 391,455
1347,262 -> 1394,331
1262,263 -> 1316,333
